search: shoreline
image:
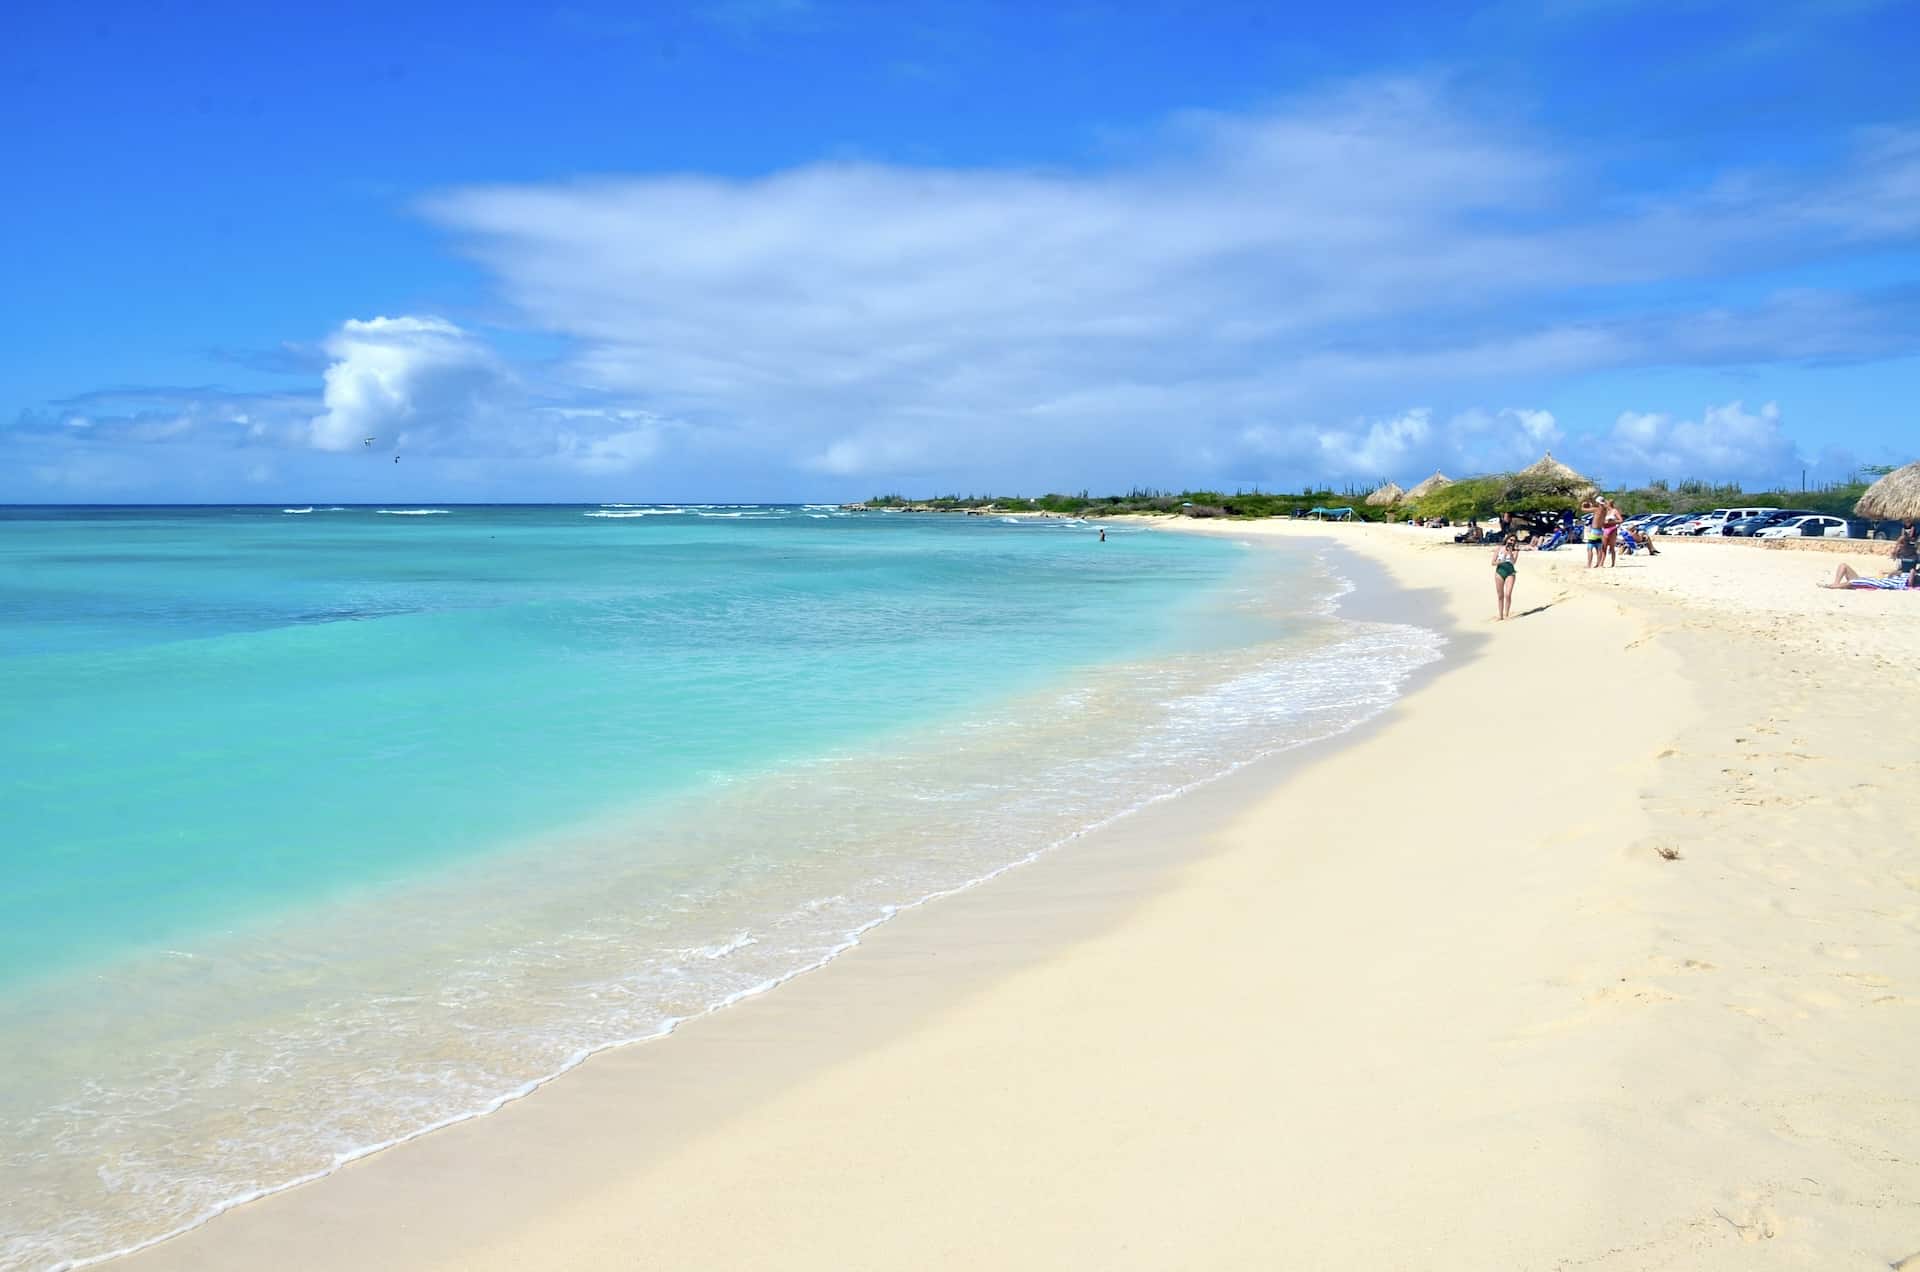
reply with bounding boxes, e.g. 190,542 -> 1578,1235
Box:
75,529 -> 1444,1272
109,521 -> 1920,1271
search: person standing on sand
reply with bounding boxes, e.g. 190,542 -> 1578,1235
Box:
1492,535 -> 1519,620
1581,500 -> 1603,568
1601,497 -> 1624,567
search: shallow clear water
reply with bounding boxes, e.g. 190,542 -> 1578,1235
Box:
0,505 -> 1440,1270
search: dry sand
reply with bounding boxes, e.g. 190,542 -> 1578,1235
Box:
112,520 -> 1920,1272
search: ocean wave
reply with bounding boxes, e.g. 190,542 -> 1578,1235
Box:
281,508 -> 314,515
375,509 -> 450,516
584,510 -> 678,518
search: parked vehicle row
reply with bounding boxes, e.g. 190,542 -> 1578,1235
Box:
1618,507 -> 1883,539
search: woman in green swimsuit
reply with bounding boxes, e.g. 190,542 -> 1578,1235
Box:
1492,535 -> 1519,621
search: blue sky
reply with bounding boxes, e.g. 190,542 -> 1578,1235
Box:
4,0 -> 1916,502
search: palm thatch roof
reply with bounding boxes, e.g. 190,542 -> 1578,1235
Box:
1505,451 -> 1597,505
1405,471 -> 1453,499
1365,482 -> 1405,507
1854,461 -> 1920,520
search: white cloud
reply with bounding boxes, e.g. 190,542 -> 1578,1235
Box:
17,81 -> 1916,498
300,316 -> 676,476
1602,400 -> 1803,485
413,81 -> 1918,490
1239,406 -> 1561,481
308,316 -> 511,452
544,408 -> 673,474
804,430 -> 931,476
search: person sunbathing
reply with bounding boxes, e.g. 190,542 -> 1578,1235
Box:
1821,562 -> 1918,590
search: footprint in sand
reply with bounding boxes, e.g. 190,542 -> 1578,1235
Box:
1586,981 -> 1677,1007
1710,1205 -> 1779,1243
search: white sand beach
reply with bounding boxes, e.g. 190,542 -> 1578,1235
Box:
113,520 -> 1920,1272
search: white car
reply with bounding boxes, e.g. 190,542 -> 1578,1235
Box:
1677,506 -> 1781,536
1672,509 -> 1732,535
1756,514 -> 1849,540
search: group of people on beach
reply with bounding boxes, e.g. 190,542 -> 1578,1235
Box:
1493,515 -> 1918,616
1579,496 -> 1645,568
1489,494 -> 1649,621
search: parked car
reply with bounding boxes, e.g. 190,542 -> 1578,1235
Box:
1755,514 -> 1849,540
1678,506 -> 1780,536
1675,509 -> 1734,535
1647,514 -> 1694,534
1717,506 -> 1780,534
1726,509 -> 1818,537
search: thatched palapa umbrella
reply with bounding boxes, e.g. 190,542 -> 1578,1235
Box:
1365,482 -> 1405,507
1405,471 -> 1453,500
1854,461 -> 1920,521
1506,451 -> 1597,504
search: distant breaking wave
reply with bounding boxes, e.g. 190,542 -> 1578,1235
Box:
376,509 -> 450,516
282,508 -> 314,515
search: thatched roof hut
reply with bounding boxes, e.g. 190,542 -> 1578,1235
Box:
1854,461 -> 1920,521
1365,482 -> 1405,507
1405,471 -> 1453,500
1505,452 -> 1597,505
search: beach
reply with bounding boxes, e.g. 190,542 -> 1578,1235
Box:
107,520 -> 1920,1272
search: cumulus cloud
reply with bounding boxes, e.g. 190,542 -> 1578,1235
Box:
1603,401 -> 1804,486
301,315 -> 676,475
1240,406 -> 1562,481
4,316 -> 685,499
308,316 -> 512,452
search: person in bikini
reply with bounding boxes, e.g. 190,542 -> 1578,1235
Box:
1821,561 -> 1918,590
1601,497 -> 1625,566
1492,535 -> 1520,620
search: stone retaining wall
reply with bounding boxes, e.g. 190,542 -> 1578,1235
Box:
1663,535 -> 1897,556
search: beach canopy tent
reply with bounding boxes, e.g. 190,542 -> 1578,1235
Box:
1364,482 -> 1405,507
1405,471 -> 1453,499
1307,506 -> 1357,520
1855,461 -> 1920,521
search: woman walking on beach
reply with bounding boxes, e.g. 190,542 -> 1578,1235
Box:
1492,535 -> 1520,620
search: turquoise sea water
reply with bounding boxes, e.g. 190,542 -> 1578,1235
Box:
0,505 -> 1440,1270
